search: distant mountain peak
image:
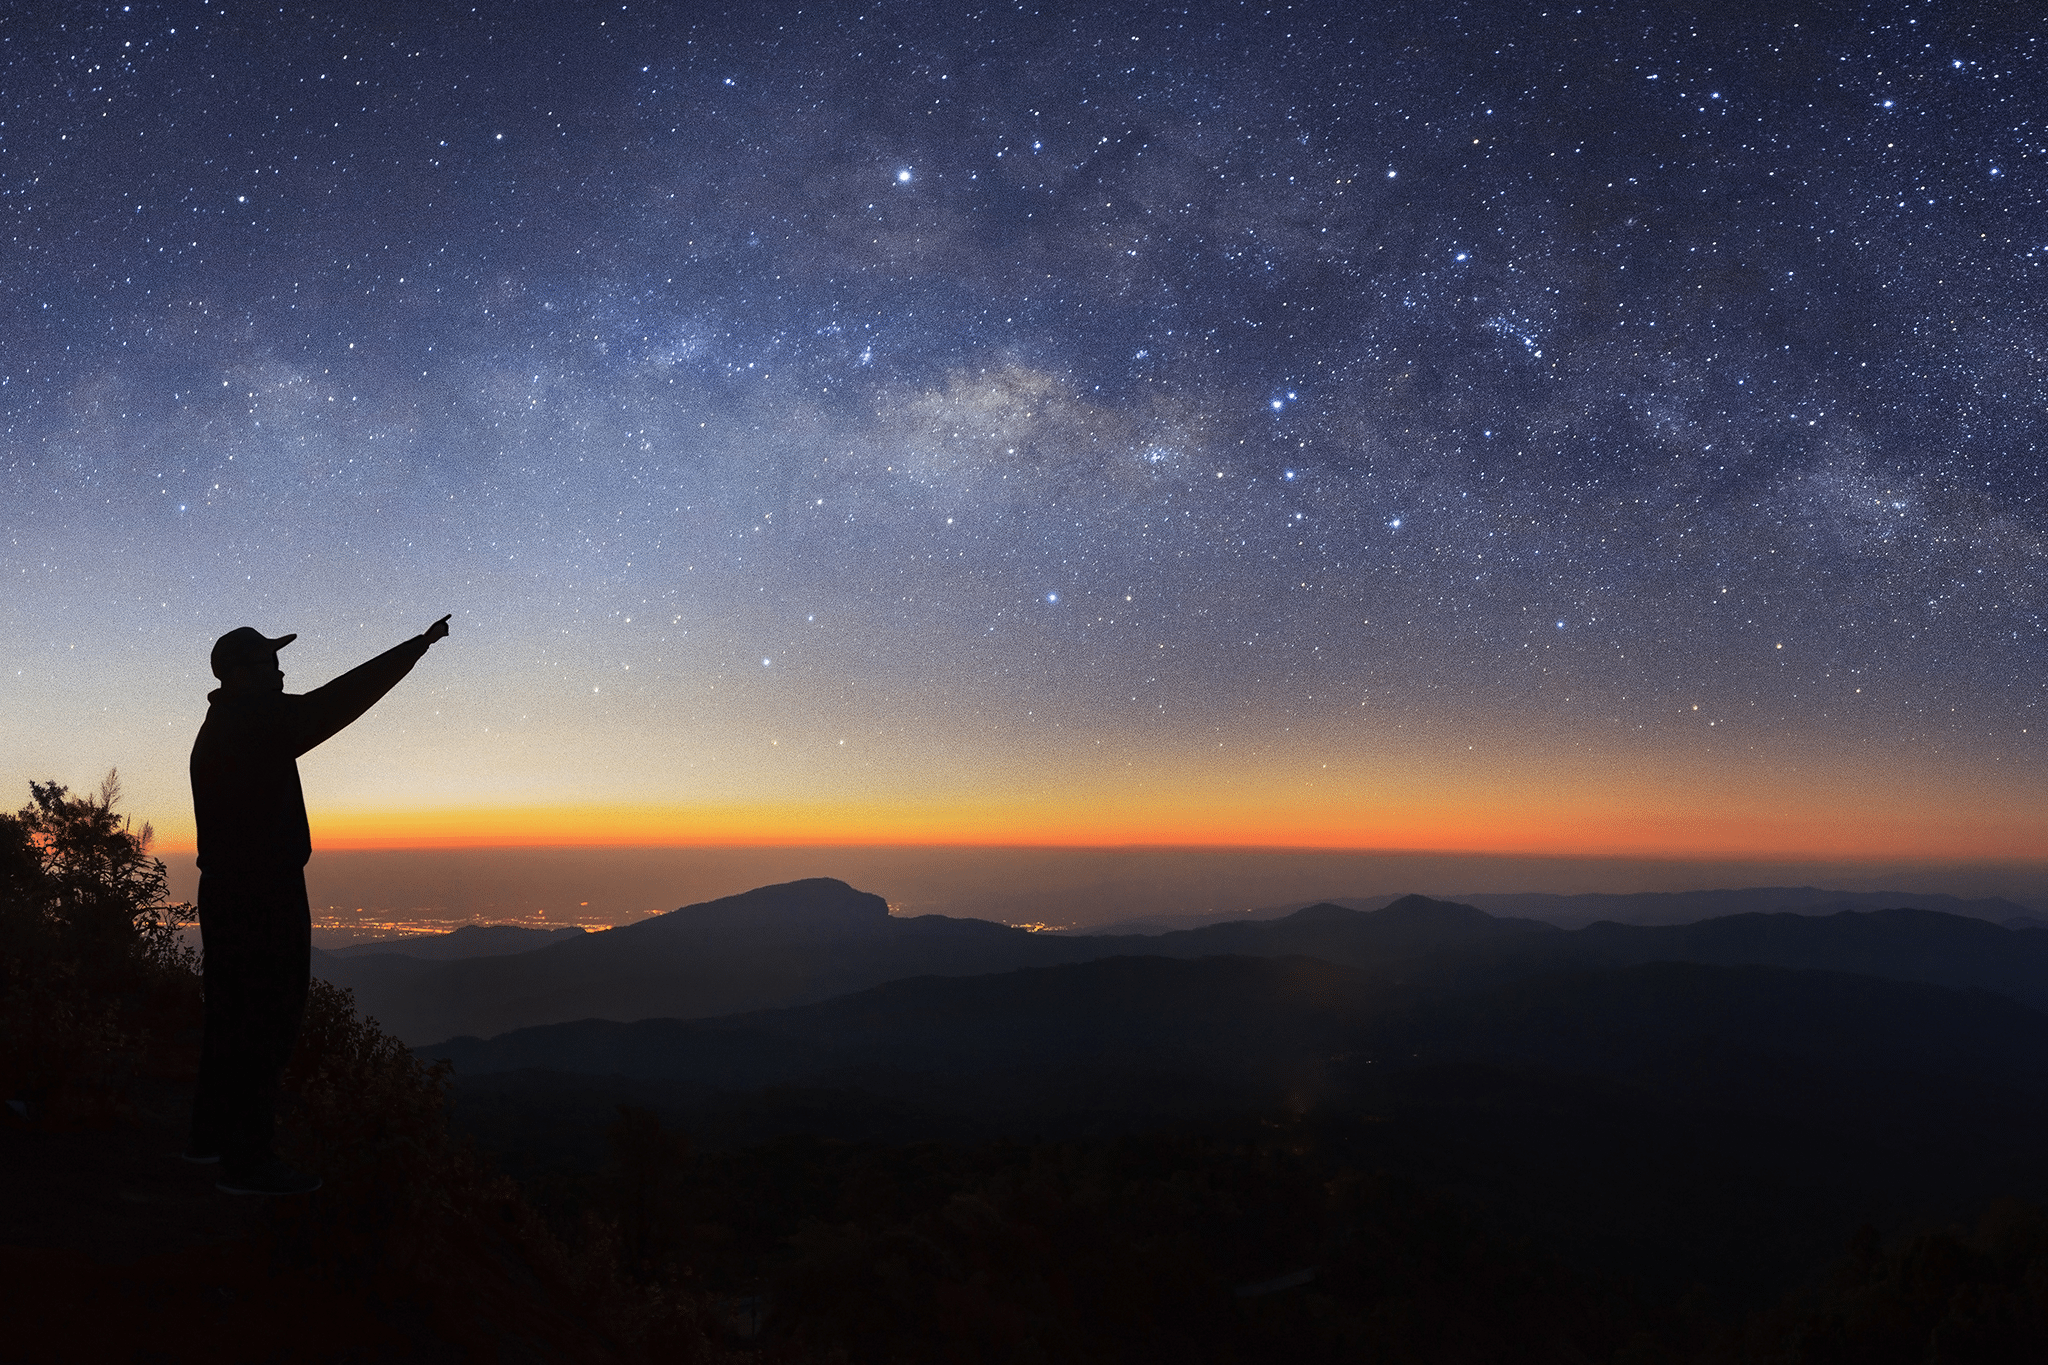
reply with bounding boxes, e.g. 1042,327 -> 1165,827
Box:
1288,901 -> 1362,923
1373,893 -> 1492,922
1271,894 -> 1527,940
625,877 -> 893,940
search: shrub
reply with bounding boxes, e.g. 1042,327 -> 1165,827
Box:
1751,1202 -> 2048,1364
0,771 -> 197,1118
267,979 -> 737,1362
4,772 -> 195,978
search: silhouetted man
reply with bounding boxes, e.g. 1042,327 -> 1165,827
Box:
188,615 -> 450,1195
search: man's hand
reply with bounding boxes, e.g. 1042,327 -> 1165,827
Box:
424,614 -> 452,644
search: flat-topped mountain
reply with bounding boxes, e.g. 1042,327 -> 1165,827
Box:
623,877 -> 893,938
316,878 -> 1068,1043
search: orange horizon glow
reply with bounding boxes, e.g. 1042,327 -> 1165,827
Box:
142,791 -> 2048,864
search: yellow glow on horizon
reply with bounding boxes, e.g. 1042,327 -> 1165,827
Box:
138,779 -> 2046,864
134,710 -> 2047,867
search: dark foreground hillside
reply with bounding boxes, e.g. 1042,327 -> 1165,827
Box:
434,953 -> 2048,1316
1,987 -> 734,1364
450,1103 -> 2048,1365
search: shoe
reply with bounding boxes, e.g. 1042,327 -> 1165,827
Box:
182,1149 -> 221,1164
216,1160 -> 322,1196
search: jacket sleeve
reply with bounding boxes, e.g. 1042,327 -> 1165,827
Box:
284,634 -> 434,757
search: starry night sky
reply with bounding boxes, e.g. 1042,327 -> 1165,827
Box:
4,0 -> 2044,863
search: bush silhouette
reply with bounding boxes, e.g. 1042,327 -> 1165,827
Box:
259,978 -> 733,1361
1749,1201 -> 2048,1364
0,771 -> 198,1122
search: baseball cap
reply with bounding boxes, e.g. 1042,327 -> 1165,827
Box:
210,626 -> 298,679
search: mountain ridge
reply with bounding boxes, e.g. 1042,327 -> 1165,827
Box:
422,951 -> 2048,1122
1458,885 -> 2039,929
316,878 -> 2048,1044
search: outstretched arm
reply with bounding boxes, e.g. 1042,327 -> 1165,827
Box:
286,615 -> 451,756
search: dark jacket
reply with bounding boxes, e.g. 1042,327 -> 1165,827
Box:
190,635 -> 433,872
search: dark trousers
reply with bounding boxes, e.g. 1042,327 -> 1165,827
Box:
190,866 -> 311,1172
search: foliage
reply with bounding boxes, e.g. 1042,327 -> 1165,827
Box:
0,772 -> 198,1115
767,1138 -> 1629,1364
265,978 -> 739,1362
482,1100 -> 2047,1362
498,1116 -> 1641,1365
0,770 -> 194,980
1747,1201 -> 2048,1365
606,1102 -> 697,1279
